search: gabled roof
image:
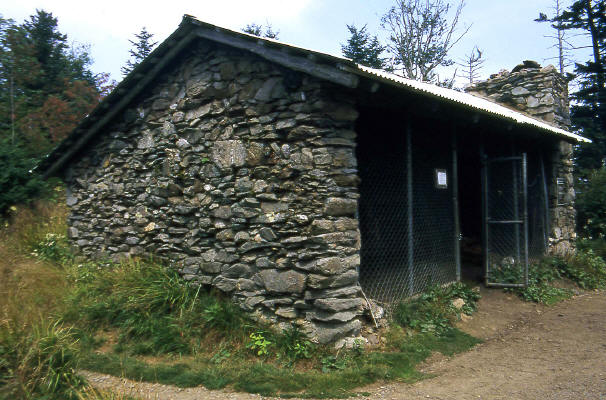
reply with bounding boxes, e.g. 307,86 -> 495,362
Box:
39,15 -> 590,178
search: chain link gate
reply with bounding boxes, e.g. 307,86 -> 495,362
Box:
482,152 -> 529,287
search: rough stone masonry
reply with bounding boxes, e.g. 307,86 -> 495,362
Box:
466,61 -> 577,256
64,42 -> 365,344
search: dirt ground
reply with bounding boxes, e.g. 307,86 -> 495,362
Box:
82,288 -> 606,400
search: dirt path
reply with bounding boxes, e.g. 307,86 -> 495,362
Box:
82,289 -> 606,400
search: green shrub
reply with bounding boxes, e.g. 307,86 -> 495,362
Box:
392,283 -> 480,335
201,300 -> 245,332
494,251 -> 606,304
276,323 -> 315,364
490,258 -> 571,304
247,332 -> 272,357
577,238 -> 606,260
31,232 -> 73,264
64,260 -> 251,355
576,168 -> 606,239
562,249 -> 606,289
0,138 -> 47,215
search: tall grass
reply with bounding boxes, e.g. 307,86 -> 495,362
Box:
0,201 -> 85,399
64,260 -> 250,356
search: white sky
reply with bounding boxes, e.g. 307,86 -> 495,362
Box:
3,0 -> 592,86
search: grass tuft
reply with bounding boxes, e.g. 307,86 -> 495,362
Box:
392,282 -> 481,335
64,260 -> 252,356
491,251 -> 606,305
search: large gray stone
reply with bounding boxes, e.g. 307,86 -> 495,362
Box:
511,86 -> 530,96
185,103 -> 212,121
137,131 -> 155,149
211,140 -> 247,168
275,307 -> 298,319
213,276 -> 238,292
306,319 -> 362,344
314,298 -> 364,312
324,197 -> 357,216
222,263 -> 254,278
212,206 -> 232,219
310,310 -> 358,323
259,269 -> 306,294
246,142 -> 265,165
315,257 -> 348,275
307,269 -> 358,290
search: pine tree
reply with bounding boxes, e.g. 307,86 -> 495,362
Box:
242,23 -> 279,40
121,27 -> 157,76
341,24 -> 387,69
0,10 -> 103,211
543,0 -> 606,170
0,10 -> 101,155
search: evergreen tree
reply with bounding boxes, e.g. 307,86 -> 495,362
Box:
121,27 -> 157,76
0,10 -> 101,155
242,23 -> 279,40
341,24 -> 387,69
0,136 -> 46,214
542,0 -> 606,170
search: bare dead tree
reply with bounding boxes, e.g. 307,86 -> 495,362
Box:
457,46 -> 485,84
381,0 -> 470,82
536,0 -> 572,75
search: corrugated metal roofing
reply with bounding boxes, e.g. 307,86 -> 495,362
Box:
353,65 -> 590,143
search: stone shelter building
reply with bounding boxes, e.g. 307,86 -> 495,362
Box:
40,16 -> 589,343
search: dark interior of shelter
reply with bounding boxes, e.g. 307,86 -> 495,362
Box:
355,103 -> 553,303
356,106 -> 456,303
456,136 -> 484,283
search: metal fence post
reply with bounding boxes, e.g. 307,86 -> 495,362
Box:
406,120 -> 414,296
522,152 -> 529,287
452,126 -> 461,282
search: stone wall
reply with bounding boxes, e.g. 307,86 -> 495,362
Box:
466,61 -> 576,255
465,61 -> 570,129
64,42 -> 364,343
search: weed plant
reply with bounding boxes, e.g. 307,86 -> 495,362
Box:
64,260 -> 251,356
392,283 -> 481,335
490,251 -> 606,304
74,385 -> 142,400
561,249 -> 606,289
577,238 -> 606,260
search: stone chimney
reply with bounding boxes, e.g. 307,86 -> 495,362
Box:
465,60 -> 570,130
466,60 -> 576,256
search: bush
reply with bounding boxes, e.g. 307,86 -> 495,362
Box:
576,168 -> 606,239
64,260 -> 251,355
577,238 -> 606,260
392,283 -> 480,335
0,138 -> 47,215
562,249 -> 606,289
494,251 -> 606,305
31,233 -> 73,264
